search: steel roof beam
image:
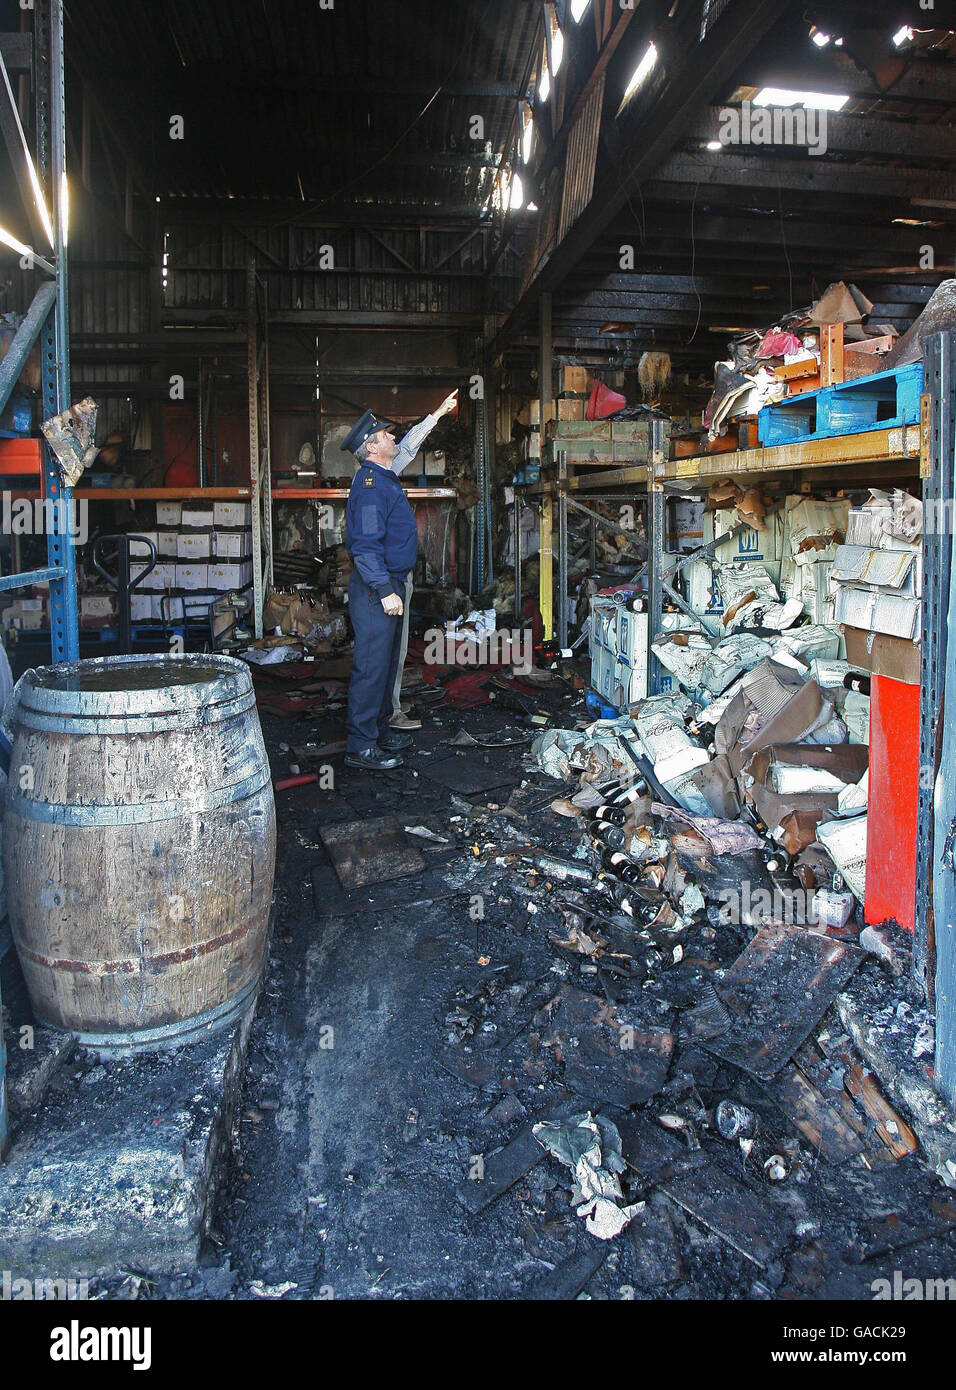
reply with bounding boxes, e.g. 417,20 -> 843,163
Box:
486,0 -> 790,362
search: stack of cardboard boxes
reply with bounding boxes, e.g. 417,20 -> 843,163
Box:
128,500 -> 254,626
829,490 -> 922,686
589,594 -> 648,710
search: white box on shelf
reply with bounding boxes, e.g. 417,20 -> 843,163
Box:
156,501 -> 182,526
181,503 -> 215,528
130,593 -> 155,623
127,532 -> 158,558
208,560 -> 253,590
213,528 -> 252,559
79,594 -> 116,621
175,563 -> 209,591
156,530 -> 179,557
615,609 -> 648,666
176,530 -> 213,560
213,501 -> 252,527
151,562 -> 176,590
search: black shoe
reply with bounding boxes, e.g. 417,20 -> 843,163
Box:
380,731 -> 414,751
344,746 -> 404,771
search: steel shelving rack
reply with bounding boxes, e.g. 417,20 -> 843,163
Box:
515,340 -> 953,1064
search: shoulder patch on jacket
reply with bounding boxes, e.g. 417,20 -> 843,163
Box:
363,472 -> 375,487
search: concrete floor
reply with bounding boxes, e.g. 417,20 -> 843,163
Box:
205,699 -> 956,1301
4,685 -> 956,1300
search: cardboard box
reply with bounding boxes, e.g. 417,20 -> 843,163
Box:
842,624 -> 920,685
557,397 -> 585,421
181,503 -> 215,528
175,563 -> 209,591
833,585 -> 920,642
4,600 -> 45,630
529,400 -> 555,427
79,594 -> 117,623
177,529 -> 214,560
745,742 -> 869,829
149,562 -> 176,590
560,364 -> 589,395
792,563 -> 835,626
213,501 -> 252,527
207,560 -> 253,590
127,532 -> 158,559
611,653 -> 646,709
214,528 -> 252,559
616,609 -> 648,666
666,498 -> 706,556
156,501 -> 182,526
714,509 -> 783,574
130,592 -> 164,623
156,530 -> 179,557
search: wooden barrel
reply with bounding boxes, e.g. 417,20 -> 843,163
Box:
2,653 -> 276,1052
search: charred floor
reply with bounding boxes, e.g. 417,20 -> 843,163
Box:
138,682 -> 956,1301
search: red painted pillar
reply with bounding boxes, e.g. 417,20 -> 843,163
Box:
865,673 -> 920,932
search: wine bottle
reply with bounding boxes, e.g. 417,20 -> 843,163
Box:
590,820 -> 625,850
604,778 -> 648,806
601,849 -> 641,884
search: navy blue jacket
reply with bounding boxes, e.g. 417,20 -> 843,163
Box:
345,462 -> 419,598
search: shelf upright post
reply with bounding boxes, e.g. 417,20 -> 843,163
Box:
39,0 -> 78,662
557,448 -> 568,648
919,333 -> 955,997
646,419 -> 665,696
539,492 -> 553,641
260,284 -> 274,592
512,495 -> 522,622
247,263 -> 264,638
926,334 -> 956,1104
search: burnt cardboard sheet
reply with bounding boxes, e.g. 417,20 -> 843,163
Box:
628,1201 -> 685,1290
705,925 -> 864,1080
456,1097 -> 583,1215
318,815 -> 426,889
543,986 -> 674,1109
310,860 -> 455,917
659,1157 -> 789,1268
689,753 -> 741,820
421,753 -> 517,798
525,1243 -> 608,1300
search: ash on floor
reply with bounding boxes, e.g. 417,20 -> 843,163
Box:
141,697 -> 956,1301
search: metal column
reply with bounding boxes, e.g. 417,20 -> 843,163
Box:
247,264 -> 264,638
259,297 -> 274,591
557,449 -> 568,648
933,372 -> 956,1104
512,496 -> 522,622
919,332 -> 956,1000
539,495 -> 553,641
474,383 -> 492,590
646,420 -> 666,696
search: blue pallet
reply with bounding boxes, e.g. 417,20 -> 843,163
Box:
758,362 -> 923,446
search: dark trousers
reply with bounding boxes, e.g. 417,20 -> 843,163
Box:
346,570 -> 406,752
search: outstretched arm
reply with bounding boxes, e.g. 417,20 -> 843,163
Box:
391,389 -> 459,474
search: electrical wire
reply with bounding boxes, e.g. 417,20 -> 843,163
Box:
685,180 -> 702,346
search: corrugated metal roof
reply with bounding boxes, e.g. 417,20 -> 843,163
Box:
62,0 -> 540,207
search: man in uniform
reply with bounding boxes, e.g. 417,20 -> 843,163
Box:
342,389 -> 458,770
